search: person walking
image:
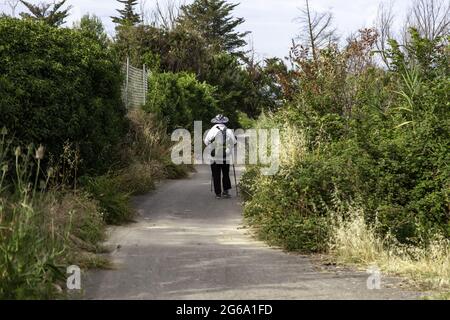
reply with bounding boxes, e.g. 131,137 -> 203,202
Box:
204,114 -> 237,199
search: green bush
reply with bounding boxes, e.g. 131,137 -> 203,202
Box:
239,166 -> 260,201
164,160 -> 190,179
143,71 -> 218,131
115,162 -> 157,195
82,175 -> 134,225
242,170 -> 330,252
0,17 -> 127,175
241,29 -> 449,252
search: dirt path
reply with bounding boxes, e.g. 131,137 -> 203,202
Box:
84,165 -> 422,300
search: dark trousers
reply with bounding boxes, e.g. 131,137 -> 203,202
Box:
211,162 -> 231,196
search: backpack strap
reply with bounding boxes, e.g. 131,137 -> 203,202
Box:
218,126 -> 227,146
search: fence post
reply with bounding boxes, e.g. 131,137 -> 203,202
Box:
125,56 -> 130,109
143,64 -> 146,106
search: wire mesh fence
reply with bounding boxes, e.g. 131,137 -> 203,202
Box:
122,58 -> 149,109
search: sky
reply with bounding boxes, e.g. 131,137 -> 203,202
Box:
0,0 -> 413,59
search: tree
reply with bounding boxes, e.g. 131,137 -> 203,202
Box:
19,0 -> 72,27
5,0 -> 20,17
405,0 -> 450,41
0,17 -> 127,175
388,28 -> 449,79
345,28 -> 379,76
257,58 -> 291,111
112,0 -> 142,61
142,0 -> 184,29
375,1 -> 395,68
295,0 -> 337,62
74,14 -> 110,48
143,72 -> 218,131
176,0 -> 250,55
111,0 -> 141,27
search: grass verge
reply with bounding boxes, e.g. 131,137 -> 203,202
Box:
329,204 -> 450,292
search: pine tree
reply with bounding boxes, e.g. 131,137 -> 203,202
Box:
111,0 -> 141,27
176,0 -> 250,55
19,0 -> 71,27
75,14 -> 110,48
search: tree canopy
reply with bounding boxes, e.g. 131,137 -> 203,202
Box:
112,0 -> 141,27
19,0 -> 71,27
177,0 -> 250,55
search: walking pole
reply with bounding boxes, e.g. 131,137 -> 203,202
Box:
231,149 -> 239,197
233,164 -> 238,197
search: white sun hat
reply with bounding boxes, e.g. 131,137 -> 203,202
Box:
211,114 -> 229,124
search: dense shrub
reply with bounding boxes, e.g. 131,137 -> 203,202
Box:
115,161 -> 159,195
243,169 -> 330,252
241,29 -> 449,252
143,71 -> 218,131
0,17 -> 128,175
81,174 -> 134,225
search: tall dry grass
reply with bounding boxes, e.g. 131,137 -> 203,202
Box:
329,204 -> 450,290
124,109 -> 171,164
118,109 -> 188,193
279,125 -> 308,167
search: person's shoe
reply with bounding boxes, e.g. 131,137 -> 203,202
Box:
222,190 -> 232,198
215,194 -> 222,199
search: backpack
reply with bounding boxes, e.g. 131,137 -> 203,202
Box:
211,126 -> 229,159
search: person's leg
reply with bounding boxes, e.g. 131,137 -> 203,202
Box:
211,163 -> 222,197
221,164 -> 232,193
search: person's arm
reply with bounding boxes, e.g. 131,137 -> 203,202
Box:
204,127 -> 216,145
228,129 -> 237,145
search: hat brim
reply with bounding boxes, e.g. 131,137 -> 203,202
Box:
211,117 -> 229,124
